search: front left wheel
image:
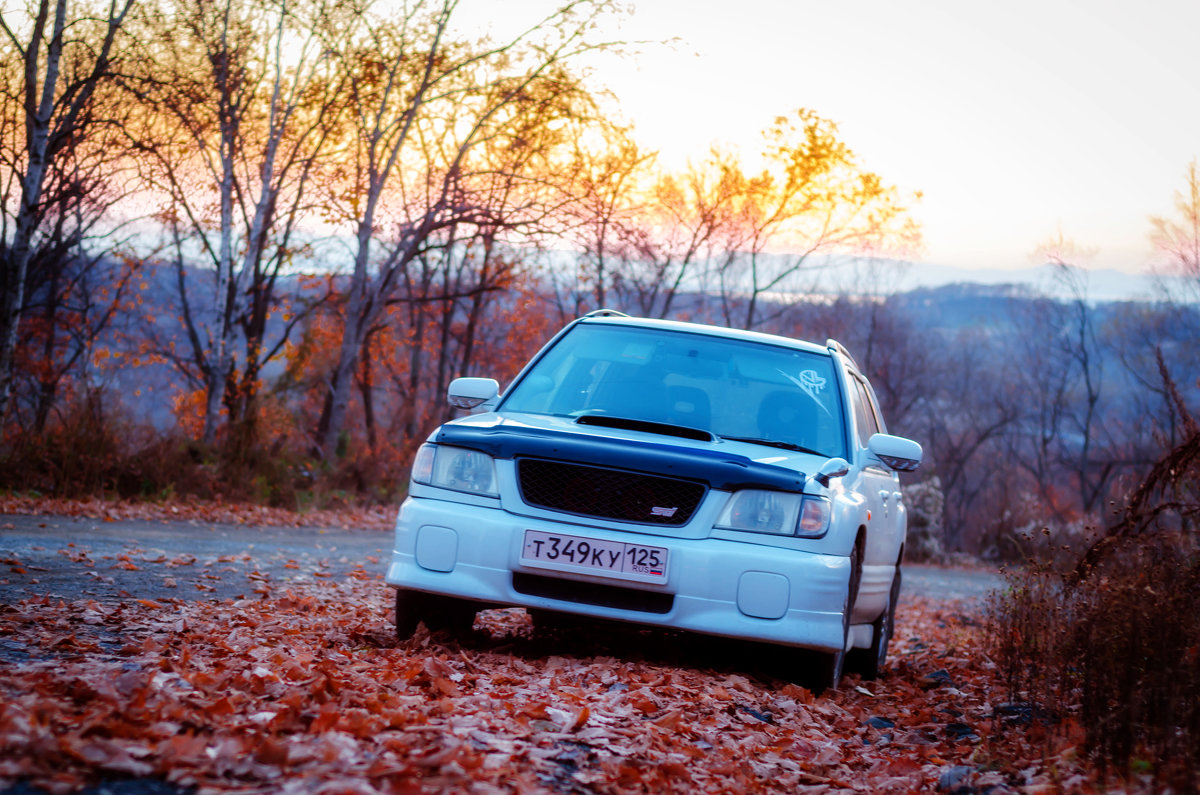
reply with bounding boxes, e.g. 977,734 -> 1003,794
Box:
394,588 -> 478,640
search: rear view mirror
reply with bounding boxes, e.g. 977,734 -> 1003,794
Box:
812,457 -> 850,488
447,377 -> 499,410
868,434 -> 922,472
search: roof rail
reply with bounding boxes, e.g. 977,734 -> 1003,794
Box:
581,308 -> 630,319
826,338 -> 860,371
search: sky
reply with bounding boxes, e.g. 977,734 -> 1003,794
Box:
462,0 -> 1200,275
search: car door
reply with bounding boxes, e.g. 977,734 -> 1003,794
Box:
848,373 -> 902,619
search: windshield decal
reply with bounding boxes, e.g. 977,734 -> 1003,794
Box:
778,368 -> 826,398
778,367 -> 835,419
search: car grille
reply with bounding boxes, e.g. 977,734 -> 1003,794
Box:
516,458 -> 706,525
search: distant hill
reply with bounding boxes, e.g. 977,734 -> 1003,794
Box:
897,262 -> 1165,303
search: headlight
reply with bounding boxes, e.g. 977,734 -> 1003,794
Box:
715,490 -> 830,538
796,496 -> 831,538
411,444 -> 498,496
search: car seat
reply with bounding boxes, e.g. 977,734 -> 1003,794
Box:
757,389 -> 819,451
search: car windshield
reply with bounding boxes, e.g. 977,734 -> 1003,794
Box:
500,323 -> 847,459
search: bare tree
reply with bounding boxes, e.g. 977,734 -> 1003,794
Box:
315,0 -> 619,460
127,0 -> 349,445
0,40 -> 140,432
554,124 -> 653,313
0,0 -> 135,423
1146,159 -> 1200,420
1001,241 -> 1124,520
352,54 -> 601,454
611,149 -> 750,319
20,150 -> 139,433
912,327 -> 1019,550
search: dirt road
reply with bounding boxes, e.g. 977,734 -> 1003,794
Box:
1,512 -> 1004,607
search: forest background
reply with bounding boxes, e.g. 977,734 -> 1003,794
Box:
2,0 -> 1198,562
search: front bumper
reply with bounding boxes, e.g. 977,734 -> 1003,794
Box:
384,495 -> 853,652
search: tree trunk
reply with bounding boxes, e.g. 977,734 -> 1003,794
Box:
358,335 -> 377,454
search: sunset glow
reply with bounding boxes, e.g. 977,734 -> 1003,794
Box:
467,0 -> 1200,274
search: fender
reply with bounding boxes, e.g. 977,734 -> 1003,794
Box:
827,486 -> 869,557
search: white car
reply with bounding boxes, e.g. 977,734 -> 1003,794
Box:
385,311 -> 922,689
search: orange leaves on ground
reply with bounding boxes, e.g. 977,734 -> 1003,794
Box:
0,579 -> 1110,793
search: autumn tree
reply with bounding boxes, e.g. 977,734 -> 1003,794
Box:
1144,159 -> 1200,434
315,0 -> 619,461
568,146 -> 755,322
344,52 -> 603,457
0,0 -> 135,425
1150,159 -> 1200,302
714,108 -> 920,332
549,123 -> 654,315
0,57 -> 140,434
125,0 -> 350,447
616,151 -> 751,319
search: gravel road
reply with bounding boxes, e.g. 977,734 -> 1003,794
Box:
1,512 -> 1005,608
0,513 -> 391,606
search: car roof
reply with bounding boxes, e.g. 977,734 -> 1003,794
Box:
578,315 -> 833,358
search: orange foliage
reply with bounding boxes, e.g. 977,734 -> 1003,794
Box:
471,284 -> 558,385
171,388 -> 208,441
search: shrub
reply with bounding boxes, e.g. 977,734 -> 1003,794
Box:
990,416 -> 1200,789
994,518 -> 1104,571
0,390 -> 134,498
991,539 -> 1200,789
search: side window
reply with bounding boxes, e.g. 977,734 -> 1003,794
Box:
851,377 -> 881,447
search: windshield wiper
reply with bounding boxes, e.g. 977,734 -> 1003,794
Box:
720,436 -> 824,456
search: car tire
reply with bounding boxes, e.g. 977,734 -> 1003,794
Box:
528,608 -> 573,635
815,540 -> 861,692
848,563 -> 901,680
394,588 -> 477,640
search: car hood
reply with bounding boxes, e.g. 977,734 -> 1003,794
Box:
435,411 -> 821,493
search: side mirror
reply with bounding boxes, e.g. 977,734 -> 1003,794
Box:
868,433 -> 923,472
447,377 -> 499,410
811,457 -> 851,488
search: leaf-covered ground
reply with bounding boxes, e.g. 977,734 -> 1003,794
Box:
0,498 -> 1134,792
1,578 -> 1111,794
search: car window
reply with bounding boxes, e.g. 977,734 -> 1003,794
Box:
850,376 -> 881,447
501,323 -> 847,459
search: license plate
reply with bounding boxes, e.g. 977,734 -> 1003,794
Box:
521,530 -> 668,583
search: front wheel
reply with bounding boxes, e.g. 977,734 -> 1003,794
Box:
528,608 -> 575,635
394,588 -> 478,640
815,540 -> 861,692
848,564 -> 901,680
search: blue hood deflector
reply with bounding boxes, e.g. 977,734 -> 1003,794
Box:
435,422 -> 806,492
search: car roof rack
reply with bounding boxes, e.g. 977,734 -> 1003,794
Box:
826,338 -> 860,371
582,308 -> 630,319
